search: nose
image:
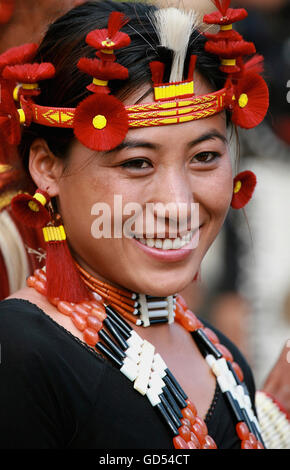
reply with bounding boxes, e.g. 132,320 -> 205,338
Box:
147,167 -> 197,237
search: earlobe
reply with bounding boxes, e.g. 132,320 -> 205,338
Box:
28,138 -> 64,197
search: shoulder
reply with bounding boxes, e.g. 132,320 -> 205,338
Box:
0,297 -> 49,345
0,297 -> 106,374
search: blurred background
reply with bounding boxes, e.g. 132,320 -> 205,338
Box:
0,0 -> 289,391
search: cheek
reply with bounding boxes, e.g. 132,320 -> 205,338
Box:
57,168 -> 141,243
194,162 -> 233,226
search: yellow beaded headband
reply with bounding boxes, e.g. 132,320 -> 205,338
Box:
0,3 -> 269,152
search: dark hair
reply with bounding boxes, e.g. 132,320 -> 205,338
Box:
20,0 -> 227,172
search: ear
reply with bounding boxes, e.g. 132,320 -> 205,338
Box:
28,139 -> 65,197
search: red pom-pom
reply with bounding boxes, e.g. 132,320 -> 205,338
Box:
0,0 -> 14,24
231,170 -> 257,210
74,94 -> 128,151
45,239 -> 90,303
205,39 -> 256,58
0,43 -> 38,73
86,28 -> 130,51
11,191 -> 50,227
204,7 -> 248,25
78,58 -> 128,81
3,62 -> 55,83
231,72 -> 269,129
85,13 -> 130,52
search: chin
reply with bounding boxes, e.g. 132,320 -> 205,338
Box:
133,271 -> 195,297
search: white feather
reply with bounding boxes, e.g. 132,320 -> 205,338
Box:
153,7 -> 199,82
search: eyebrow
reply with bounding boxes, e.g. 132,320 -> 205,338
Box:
103,129 -> 227,155
187,129 -> 228,148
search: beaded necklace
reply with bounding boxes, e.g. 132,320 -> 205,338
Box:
27,268 -> 265,450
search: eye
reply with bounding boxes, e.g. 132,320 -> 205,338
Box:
120,158 -> 152,170
191,151 -> 221,164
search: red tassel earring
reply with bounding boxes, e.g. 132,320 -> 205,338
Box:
231,170 -> 257,209
11,189 -> 51,227
11,189 -> 89,303
43,222 -> 90,303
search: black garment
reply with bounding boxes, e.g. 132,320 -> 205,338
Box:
0,298 -> 257,449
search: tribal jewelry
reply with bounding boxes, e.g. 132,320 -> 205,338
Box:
27,268 -> 266,450
76,262 -> 176,327
255,391 -> 290,449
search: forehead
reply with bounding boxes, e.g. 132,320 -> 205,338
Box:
120,73 -> 227,148
124,70 -> 216,107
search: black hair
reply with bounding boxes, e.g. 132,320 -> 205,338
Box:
19,0 -> 227,172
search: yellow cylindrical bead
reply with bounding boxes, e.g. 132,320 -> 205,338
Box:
221,59 -> 236,66
93,78 -> 108,87
220,24 -> 233,31
22,83 -> 39,90
234,180 -> 242,194
17,109 -> 26,124
33,192 -> 47,207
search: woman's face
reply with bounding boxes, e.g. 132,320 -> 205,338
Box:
54,77 -> 233,296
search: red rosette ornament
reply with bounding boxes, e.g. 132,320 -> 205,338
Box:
231,171 -> 257,210
0,44 -> 39,111
86,12 -> 130,52
74,94 -> 128,151
78,58 -> 128,94
203,1 -> 248,25
230,71 -> 269,129
0,43 -> 38,73
205,40 -> 256,73
3,62 -> 55,98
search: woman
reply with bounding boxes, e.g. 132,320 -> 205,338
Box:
0,0 -> 278,449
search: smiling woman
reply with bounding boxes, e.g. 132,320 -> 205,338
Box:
0,0 -> 270,450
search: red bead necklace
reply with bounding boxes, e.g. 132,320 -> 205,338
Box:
27,268 -> 265,450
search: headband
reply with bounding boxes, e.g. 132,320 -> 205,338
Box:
0,1 -> 269,153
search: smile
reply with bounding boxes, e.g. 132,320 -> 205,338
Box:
135,231 -> 195,250
132,228 -> 201,263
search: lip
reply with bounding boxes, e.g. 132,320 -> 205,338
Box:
132,228 -> 200,263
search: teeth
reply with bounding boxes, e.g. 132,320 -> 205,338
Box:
154,239 -> 163,249
147,238 -> 155,248
137,232 -> 194,250
172,238 -> 181,250
162,239 -> 173,250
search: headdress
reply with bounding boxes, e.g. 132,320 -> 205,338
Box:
0,3 -> 269,152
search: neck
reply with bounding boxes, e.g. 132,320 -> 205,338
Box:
73,256 -> 177,328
